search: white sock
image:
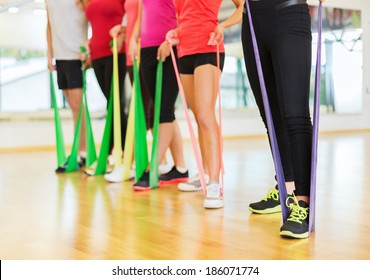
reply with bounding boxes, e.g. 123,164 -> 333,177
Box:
208,179 -> 220,186
79,151 -> 87,158
176,166 -> 187,173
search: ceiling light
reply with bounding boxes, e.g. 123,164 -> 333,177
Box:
33,8 -> 46,16
8,7 -> 19,13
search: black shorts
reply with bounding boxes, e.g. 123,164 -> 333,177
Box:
55,60 -> 83,90
178,52 -> 225,74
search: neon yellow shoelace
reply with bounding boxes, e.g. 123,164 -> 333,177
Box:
285,195 -> 309,224
262,188 -> 279,201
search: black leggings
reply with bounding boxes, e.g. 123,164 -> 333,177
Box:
140,46 -> 179,124
92,54 -> 127,152
241,0 -> 313,196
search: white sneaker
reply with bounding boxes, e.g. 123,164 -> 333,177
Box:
178,173 -> 209,192
104,164 -> 127,183
84,159 -> 113,176
84,160 -> 98,176
108,155 -> 115,165
204,182 -> 224,209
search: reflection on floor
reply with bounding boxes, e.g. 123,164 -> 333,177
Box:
1,132 -> 370,259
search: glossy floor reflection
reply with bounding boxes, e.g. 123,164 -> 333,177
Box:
1,132 -> 370,259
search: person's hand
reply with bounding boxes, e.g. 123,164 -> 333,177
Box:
80,41 -> 90,61
80,41 -> 91,70
208,24 -> 224,46
116,35 -> 125,53
110,24 -> 126,40
319,0 -> 325,3
48,60 -> 56,72
129,37 -> 138,61
81,57 -> 91,70
110,24 -> 122,38
110,25 -> 126,53
165,29 -> 179,46
47,57 -> 56,72
157,41 -> 171,62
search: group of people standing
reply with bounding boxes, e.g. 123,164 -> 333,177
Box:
46,0 -> 325,239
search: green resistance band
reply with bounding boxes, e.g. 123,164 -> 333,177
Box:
133,59 -> 149,180
50,72 -> 67,167
149,59 -> 163,189
93,80 -> 114,175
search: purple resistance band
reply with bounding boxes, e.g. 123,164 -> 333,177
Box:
309,2 -> 323,233
245,1 -> 323,229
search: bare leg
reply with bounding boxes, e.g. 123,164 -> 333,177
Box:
157,122 -> 174,165
168,120 -> 186,169
193,65 -> 220,182
286,181 -> 295,194
181,64 -> 220,182
180,74 -> 206,174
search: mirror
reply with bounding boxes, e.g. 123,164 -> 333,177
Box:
219,5 -> 363,114
0,5 -> 364,116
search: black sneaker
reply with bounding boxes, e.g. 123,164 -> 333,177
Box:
280,199 -> 309,239
79,155 -> 86,167
55,156 -> 84,173
159,166 -> 188,185
249,186 -> 283,214
132,171 -> 150,191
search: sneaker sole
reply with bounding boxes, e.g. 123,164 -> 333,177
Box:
159,178 -> 188,185
132,186 -> 151,191
104,176 -> 123,183
84,168 -> 96,176
204,199 -> 224,209
280,230 -> 309,239
55,169 -> 66,174
56,168 -> 81,173
178,186 -> 203,192
248,205 -> 282,214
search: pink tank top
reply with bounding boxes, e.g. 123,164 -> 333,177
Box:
140,0 -> 177,48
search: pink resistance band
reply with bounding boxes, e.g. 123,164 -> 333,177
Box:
168,35 -> 224,197
211,34 -> 225,192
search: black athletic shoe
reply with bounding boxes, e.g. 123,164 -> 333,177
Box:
249,186 -> 283,214
280,199 -> 310,239
55,156 -> 84,173
80,156 -> 86,167
132,171 -> 150,191
159,166 -> 188,185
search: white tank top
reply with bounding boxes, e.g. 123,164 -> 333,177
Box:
46,0 -> 88,60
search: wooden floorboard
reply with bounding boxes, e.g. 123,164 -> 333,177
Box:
1,132 -> 370,260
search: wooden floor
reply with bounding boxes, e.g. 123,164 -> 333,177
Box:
1,131 -> 370,260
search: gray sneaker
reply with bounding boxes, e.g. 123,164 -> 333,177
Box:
178,174 -> 209,192
204,183 -> 224,209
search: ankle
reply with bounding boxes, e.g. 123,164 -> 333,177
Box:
296,196 -> 310,205
176,166 -> 187,173
79,151 -> 87,158
208,179 -> 219,185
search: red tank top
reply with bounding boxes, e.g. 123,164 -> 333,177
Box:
85,0 -> 126,60
174,0 -> 225,58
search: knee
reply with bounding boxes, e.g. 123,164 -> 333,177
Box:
285,116 -> 312,135
68,98 -> 81,112
195,112 -> 217,131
